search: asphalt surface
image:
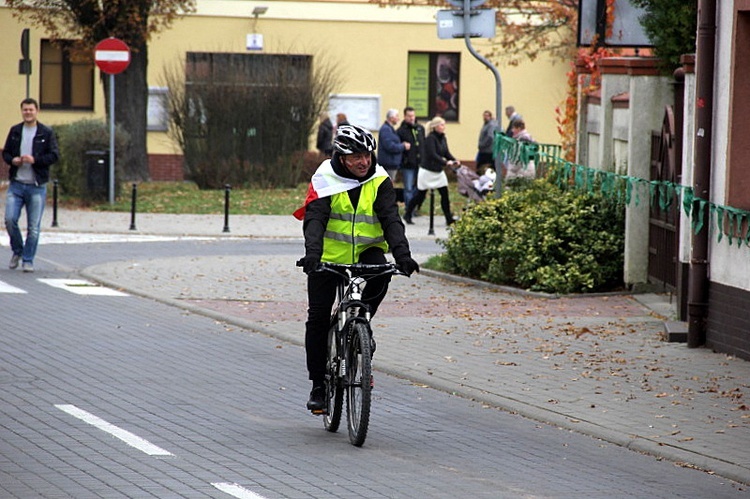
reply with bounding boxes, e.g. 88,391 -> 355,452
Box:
7,206 -> 750,490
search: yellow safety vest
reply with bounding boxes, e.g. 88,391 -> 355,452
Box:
322,176 -> 389,263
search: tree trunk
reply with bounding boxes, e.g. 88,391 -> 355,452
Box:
102,40 -> 150,181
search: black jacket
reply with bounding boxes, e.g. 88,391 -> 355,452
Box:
423,132 -> 455,172
397,121 -> 425,170
316,120 -> 333,155
3,121 -> 59,185
303,153 -> 412,262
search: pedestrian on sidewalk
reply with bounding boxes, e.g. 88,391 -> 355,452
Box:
377,108 -> 410,182
397,106 -> 425,214
505,119 -> 536,181
475,110 -> 498,171
3,98 -> 59,273
403,116 -> 458,226
504,105 -> 522,137
316,111 -> 333,158
293,124 -> 419,413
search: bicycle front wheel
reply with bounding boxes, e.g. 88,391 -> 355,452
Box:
323,324 -> 343,432
346,322 -> 373,446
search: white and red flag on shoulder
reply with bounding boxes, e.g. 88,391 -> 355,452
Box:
293,160 -> 388,220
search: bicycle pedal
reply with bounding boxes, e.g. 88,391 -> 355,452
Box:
310,408 -> 327,416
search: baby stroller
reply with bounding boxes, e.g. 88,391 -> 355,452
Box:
456,164 -> 495,203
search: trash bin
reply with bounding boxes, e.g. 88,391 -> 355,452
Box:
84,150 -> 109,200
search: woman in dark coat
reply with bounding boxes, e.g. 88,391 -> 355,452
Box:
403,116 -> 457,226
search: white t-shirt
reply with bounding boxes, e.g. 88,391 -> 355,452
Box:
15,124 -> 37,184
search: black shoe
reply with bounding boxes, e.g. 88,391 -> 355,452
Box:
404,214 -> 414,225
307,386 -> 325,412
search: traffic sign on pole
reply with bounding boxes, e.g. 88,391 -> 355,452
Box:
94,38 -> 131,75
437,9 -> 497,39
94,37 -> 130,204
446,0 -> 487,8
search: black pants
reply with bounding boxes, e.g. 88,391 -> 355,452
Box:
305,247 -> 391,384
405,186 -> 453,223
475,152 -> 493,169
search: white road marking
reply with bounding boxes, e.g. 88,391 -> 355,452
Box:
0,280 -> 27,294
55,404 -> 173,456
212,483 -> 268,499
0,232 -> 215,246
39,278 -> 129,296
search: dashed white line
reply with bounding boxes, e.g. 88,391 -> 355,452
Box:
55,404 -> 173,456
0,280 -> 27,294
56,404 -> 271,496
0,232 -> 216,246
211,483 -> 268,499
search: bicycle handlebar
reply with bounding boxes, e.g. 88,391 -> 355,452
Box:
296,260 -> 407,277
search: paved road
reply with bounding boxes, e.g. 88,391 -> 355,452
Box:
0,235 -> 746,497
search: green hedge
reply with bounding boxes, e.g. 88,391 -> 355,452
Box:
54,119 -> 130,203
440,179 -> 625,294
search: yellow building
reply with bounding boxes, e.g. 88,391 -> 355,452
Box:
0,0 -> 567,175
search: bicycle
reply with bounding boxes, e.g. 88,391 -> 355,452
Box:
303,262 -> 405,447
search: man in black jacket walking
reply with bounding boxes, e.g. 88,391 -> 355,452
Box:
3,98 -> 59,272
397,106 -> 425,217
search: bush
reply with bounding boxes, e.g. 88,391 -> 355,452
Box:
162,51 -> 341,189
54,119 -> 130,203
440,179 -> 625,294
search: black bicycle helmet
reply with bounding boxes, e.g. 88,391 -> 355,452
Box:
334,124 -> 377,155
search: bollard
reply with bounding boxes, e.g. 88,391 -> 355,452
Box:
428,189 -> 435,236
223,184 -> 231,233
51,179 -> 59,227
129,183 -> 137,231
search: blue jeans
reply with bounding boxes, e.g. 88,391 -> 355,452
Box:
401,168 -> 418,208
5,181 -> 46,264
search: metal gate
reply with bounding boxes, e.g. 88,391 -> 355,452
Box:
648,106 -> 680,290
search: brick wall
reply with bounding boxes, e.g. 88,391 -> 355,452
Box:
148,154 -> 184,181
707,282 -> 750,361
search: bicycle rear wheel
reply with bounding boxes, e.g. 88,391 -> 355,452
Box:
323,325 -> 343,432
346,322 -> 372,446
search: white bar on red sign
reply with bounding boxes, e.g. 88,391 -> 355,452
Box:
95,50 -> 129,61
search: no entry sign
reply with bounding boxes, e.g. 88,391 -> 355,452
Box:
94,38 -> 131,75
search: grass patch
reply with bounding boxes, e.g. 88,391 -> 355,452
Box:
81,182 -> 309,215
420,254 -> 451,272
56,179 -> 471,216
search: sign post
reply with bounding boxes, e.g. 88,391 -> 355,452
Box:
439,0 -> 505,196
19,29 -> 31,99
94,37 -> 131,204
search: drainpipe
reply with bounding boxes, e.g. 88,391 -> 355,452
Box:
687,0 -> 716,348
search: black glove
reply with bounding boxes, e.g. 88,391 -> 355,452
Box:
396,257 -> 420,277
296,256 -> 321,274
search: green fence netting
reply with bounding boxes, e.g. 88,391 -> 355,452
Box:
493,133 -> 750,249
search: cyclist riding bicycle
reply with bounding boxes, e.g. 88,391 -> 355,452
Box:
294,124 -> 420,413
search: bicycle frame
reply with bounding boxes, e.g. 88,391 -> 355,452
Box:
316,262 -> 403,446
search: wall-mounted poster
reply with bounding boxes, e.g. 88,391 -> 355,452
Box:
328,94 -> 381,131
407,52 -> 460,122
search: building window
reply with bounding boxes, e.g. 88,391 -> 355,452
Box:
40,39 -> 94,110
406,52 -> 460,122
728,11 -> 750,214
